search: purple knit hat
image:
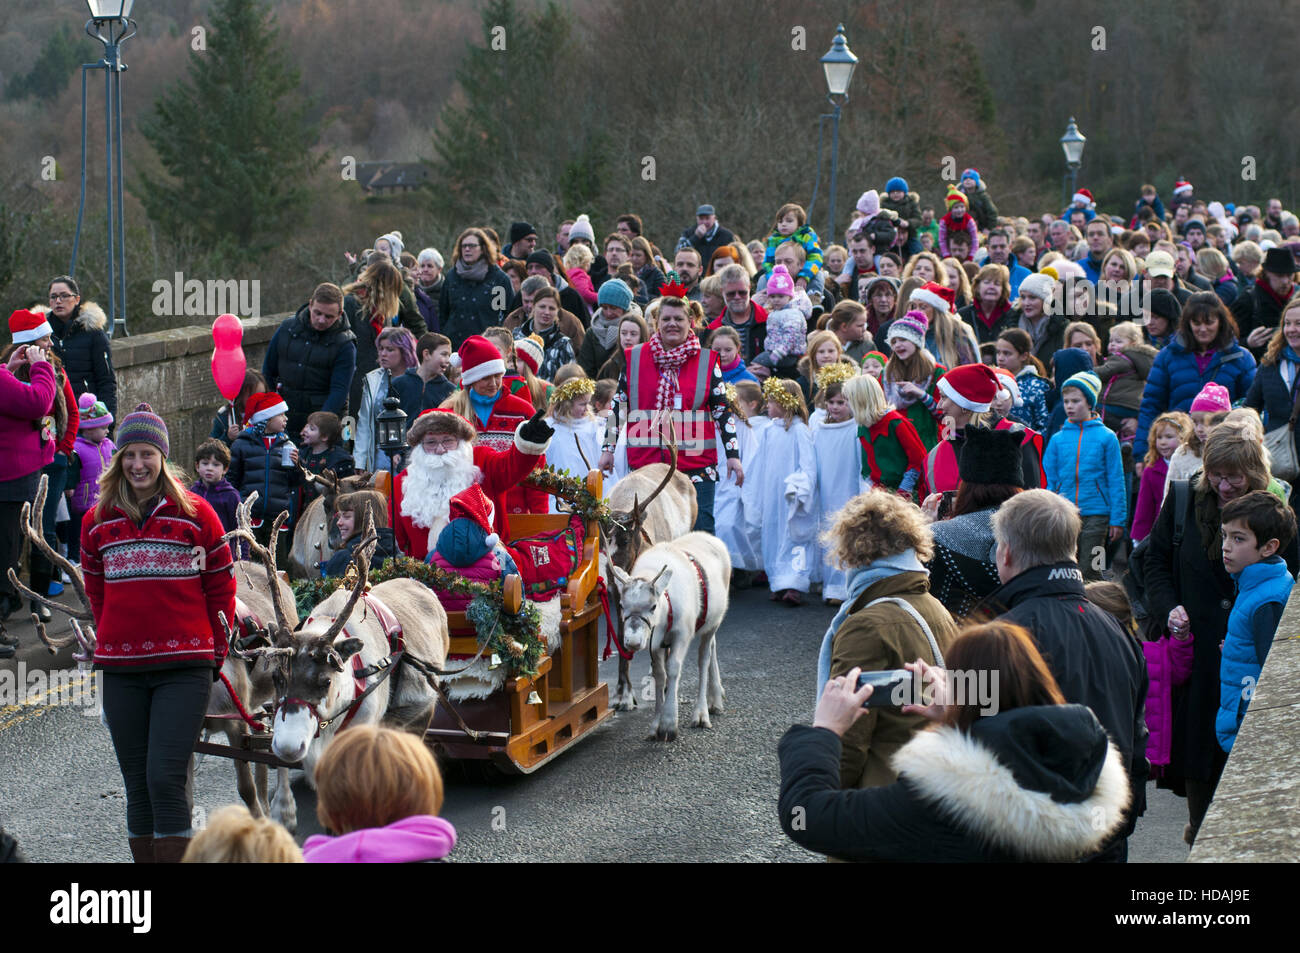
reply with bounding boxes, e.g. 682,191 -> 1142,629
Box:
117,402 -> 169,458
1190,382 -> 1231,414
77,392 -> 113,429
887,309 -> 929,350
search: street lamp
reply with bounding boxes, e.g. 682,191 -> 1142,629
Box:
70,0 -> 138,337
376,396 -> 408,534
1060,117 -> 1087,211
818,24 -> 857,243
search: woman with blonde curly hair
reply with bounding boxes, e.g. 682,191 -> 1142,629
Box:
901,250 -> 945,287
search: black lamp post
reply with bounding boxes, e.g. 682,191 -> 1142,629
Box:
71,0 -> 137,338
1060,117 -> 1087,211
376,396 -> 407,535
818,24 -> 858,244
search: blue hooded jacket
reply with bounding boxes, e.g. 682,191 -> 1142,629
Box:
1133,333 -> 1256,459
1216,557 -> 1293,752
1043,416 -> 1127,526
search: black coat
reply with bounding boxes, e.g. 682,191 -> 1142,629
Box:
1244,361 -> 1300,434
228,430 -> 304,524
263,306 -> 357,434
300,445 -> 356,503
1142,480 -> 1300,784
324,527 -> 399,577
344,291 -> 427,418
1231,279 -> 1290,359
778,705 -> 1131,862
989,562 -> 1149,842
438,263 -> 514,349
48,302 -> 117,423
679,223 -> 736,268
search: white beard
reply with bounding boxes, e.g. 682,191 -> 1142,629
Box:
400,442 -> 480,546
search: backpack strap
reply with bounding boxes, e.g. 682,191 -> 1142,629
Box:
1170,478 -> 1189,551
864,597 -> 945,668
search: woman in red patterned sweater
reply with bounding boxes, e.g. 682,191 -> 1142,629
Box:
81,403 -> 236,863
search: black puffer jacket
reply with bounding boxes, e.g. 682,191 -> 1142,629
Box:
1232,278 -> 1292,359
228,429 -> 304,524
263,306 -> 357,433
988,562 -> 1148,843
48,301 -> 116,422
779,705 -> 1131,862
438,263 -> 514,349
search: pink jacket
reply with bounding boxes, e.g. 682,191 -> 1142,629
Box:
1130,455 -> 1168,542
565,267 -> 598,306
1143,633 -> 1194,772
0,362 -> 57,482
302,815 -> 456,863
429,551 -> 502,610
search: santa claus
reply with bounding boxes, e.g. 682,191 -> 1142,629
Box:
393,407 -> 553,560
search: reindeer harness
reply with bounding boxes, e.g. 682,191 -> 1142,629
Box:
663,552 -> 710,641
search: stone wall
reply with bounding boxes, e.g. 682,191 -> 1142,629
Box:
110,316 -> 287,471
1188,587 -> 1300,862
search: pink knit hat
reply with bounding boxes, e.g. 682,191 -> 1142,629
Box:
1189,381 -> 1231,413
766,264 -> 795,298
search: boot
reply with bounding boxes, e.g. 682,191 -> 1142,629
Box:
128,836 -> 155,864
152,836 -> 192,863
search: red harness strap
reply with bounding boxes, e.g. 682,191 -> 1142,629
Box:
300,590 -> 404,734
664,553 -> 709,635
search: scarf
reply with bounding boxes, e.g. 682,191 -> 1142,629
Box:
647,332 -> 700,410
589,310 -> 620,350
1256,275 -> 1292,309
468,388 -> 498,426
455,257 -> 489,282
815,549 -> 927,702
1019,312 -> 1050,351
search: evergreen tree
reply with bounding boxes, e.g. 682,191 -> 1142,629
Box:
138,0 -> 324,259
4,25 -> 93,102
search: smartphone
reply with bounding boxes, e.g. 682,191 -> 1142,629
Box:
856,669 -> 913,708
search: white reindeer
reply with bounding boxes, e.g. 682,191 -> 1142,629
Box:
252,519 -> 450,781
610,532 -> 729,741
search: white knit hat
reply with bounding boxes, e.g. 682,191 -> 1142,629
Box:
1017,272 -> 1056,306
569,214 -> 595,245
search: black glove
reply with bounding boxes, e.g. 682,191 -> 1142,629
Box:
519,408 -> 554,447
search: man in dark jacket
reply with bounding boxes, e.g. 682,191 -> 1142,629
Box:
988,489 -> 1149,862
1233,246 -> 1296,358
678,204 -> 735,267
45,280 -> 117,423
263,283 -> 357,435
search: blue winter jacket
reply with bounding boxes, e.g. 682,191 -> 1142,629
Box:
1043,416 -> 1127,526
1133,335 -> 1257,459
1216,557 -> 1293,752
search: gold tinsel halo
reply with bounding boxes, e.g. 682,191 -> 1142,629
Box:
815,361 -> 858,389
762,375 -> 803,411
553,376 -> 596,403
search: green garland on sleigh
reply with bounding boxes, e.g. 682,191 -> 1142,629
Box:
523,465 -> 611,525
290,556 -> 545,676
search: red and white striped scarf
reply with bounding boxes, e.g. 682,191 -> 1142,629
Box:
647,332 -> 700,410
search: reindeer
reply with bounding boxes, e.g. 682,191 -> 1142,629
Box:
288,469 -> 372,579
244,514 -> 450,781
609,532 -> 729,741
211,494 -> 301,831
603,452 -> 697,711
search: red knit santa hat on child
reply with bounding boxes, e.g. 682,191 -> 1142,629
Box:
244,392 -> 289,426
8,308 -> 53,344
447,484 -> 499,549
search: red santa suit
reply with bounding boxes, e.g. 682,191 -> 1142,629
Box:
393,409 -> 549,561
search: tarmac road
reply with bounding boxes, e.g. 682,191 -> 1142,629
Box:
0,586 -> 1189,862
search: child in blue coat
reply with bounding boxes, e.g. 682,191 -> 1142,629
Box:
1043,372 -> 1126,579
1216,491 -> 1297,753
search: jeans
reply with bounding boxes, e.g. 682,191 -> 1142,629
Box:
101,667 -> 212,837
692,479 -> 717,535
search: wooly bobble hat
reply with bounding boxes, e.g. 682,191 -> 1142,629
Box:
888,310 -> 930,351
910,281 -> 955,314
568,214 -> 595,245
766,264 -> 795,298
1017,272 -> 1056,306
454,335 -> 507,386
117,403 -> 169,458
945,186 -> 967,210
958,425 -> 1023,487
78,392 -> 113,429
936,363 -> 1000,414
377,232 -> 404,259
1190,381 -> 1232,413
1061,371 -> 1103,409
885,177 -> 908,194
8,308 -> 53,345
407,408 -> 476,448
244,392 -> 289,427
960,169 -> 982,188
597,278 -> 634,310
514,335 -> 544,376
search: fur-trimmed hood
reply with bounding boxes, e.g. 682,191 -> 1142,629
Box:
890,705 -> 1130,861
66,301 -> 107,333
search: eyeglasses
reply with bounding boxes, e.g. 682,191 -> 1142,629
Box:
49,293 -> 76,301
422,436 -> 460,451
460,243 -> 480,250
1206,472 -> 1246,488
723,290 -> 748,299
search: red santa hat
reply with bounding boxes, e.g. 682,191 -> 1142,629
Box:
8,308 -> 53,345
453,335 -> 507,386
244,392 -> 289,426
1071,188 -> 1094,207
447,484 -> 499,549
406,408 -> 477,447
1173,179 -> 1193,196
992,366 -> 1023,407
937,363 -> 1000,414
909,281 -> 955,314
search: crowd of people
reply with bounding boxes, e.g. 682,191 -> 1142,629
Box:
3,173 -> 1299,863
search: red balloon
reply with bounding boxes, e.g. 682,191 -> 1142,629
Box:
211,314 -> 247,402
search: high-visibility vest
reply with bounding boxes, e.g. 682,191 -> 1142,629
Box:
625,343 -> 719,471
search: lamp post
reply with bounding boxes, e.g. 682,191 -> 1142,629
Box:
819,24 -> 858,243
71,0 -> 137,338
376,396 -> 408,535
1060,117 -> 1087,211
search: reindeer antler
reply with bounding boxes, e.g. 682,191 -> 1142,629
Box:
318,510 -> 378,646
634,416 -> 679,522
221,493 -> 293,633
